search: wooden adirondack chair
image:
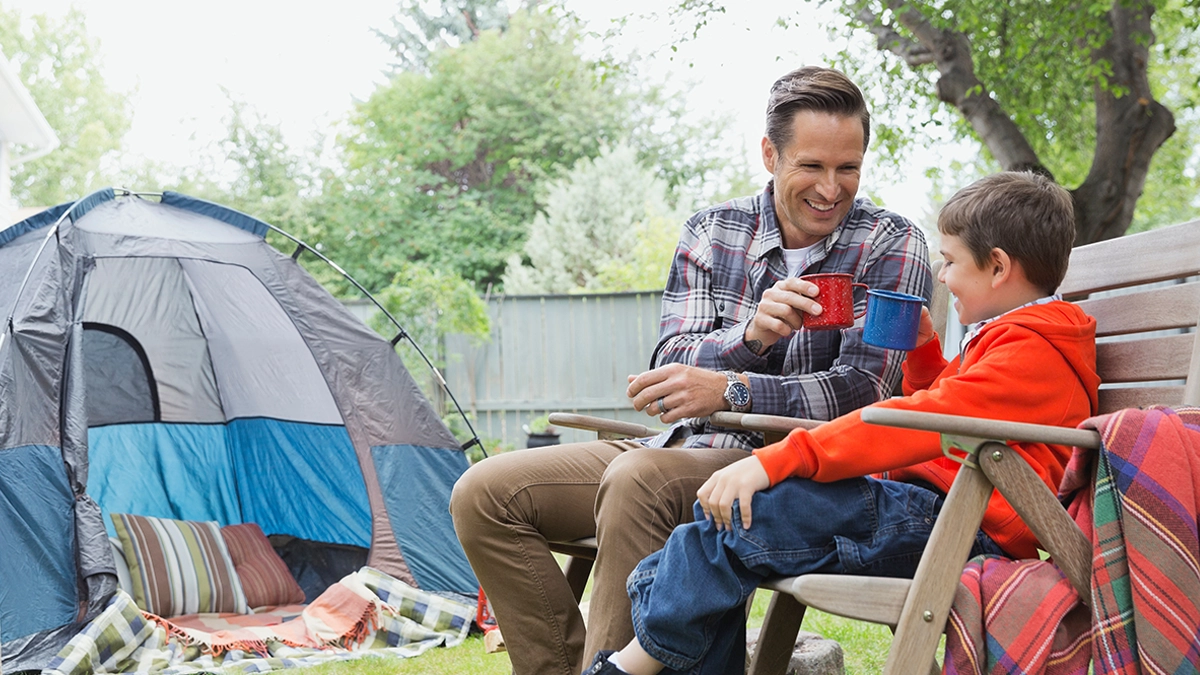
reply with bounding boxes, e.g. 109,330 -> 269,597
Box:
741,217 -> 1200,674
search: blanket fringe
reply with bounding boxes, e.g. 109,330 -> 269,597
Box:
143,612 -> 199,648
332,601 -> 380,649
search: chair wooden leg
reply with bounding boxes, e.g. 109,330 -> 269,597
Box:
747,591 -> 807,675
563,555 -> 593,603
882,450 -> 994,675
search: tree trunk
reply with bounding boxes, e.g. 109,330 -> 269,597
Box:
1070,0 -> 1175,244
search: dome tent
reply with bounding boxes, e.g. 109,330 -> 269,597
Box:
0,188 -> 479,671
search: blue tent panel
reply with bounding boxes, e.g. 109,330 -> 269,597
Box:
0,445 -> 78,642
88,424 -> 241,532
371,445 -> 477,595
88,421 -> 371,548
229,419 -> 371,547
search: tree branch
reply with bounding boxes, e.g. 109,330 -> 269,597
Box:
889,0 -> 1051,175
853,6 -> 933,66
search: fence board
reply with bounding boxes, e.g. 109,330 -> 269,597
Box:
442,291 -> 664,448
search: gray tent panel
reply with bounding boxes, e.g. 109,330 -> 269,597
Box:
82,257 -> 223,423
181,259 -> 342,425
74,196 -> 262,244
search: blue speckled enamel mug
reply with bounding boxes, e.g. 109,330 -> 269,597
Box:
863,289 -> 925,350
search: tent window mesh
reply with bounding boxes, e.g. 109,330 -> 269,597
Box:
83,323 -> 160,426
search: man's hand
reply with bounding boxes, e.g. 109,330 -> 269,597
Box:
626,363 -> 729,423
743,277 -> 823,355
915,306 -> 936,348
697,455 -> 771,530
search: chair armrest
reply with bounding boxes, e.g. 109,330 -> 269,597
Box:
710,411 -> 823,445
547,413 -> 661,440
860,408 -> 1100,450
862,407 -> 1096,601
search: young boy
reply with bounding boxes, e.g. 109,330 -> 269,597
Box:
582,171 -> 1100,675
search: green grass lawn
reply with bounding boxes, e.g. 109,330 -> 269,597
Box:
291,591 -> 901,675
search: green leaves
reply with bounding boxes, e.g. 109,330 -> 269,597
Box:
0,6 -> 131,206
501,143 -> 684,294
318,6 -> 739,293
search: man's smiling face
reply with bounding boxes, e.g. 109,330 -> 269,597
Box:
762,110 -> 864,249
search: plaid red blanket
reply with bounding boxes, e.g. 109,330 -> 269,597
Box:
944,406 -> 1200,675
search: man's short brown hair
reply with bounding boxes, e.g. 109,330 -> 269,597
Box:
938,172 -> 1076,294
765,66 -> 870,153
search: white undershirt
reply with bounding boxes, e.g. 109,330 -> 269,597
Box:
781,241 -> 824,277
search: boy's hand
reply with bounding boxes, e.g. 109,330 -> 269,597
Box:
697,455 -> 771,531
915,306 -> 936,348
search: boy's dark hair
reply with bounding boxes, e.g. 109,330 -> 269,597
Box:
938,171 -> 1076,294
765,66 -> 870,153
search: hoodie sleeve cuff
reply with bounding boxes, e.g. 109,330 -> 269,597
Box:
752,428 -> 818,485
902,335 -> 946,389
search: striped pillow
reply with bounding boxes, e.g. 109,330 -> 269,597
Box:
220,523 -> 306,608
111,513 -> 248,617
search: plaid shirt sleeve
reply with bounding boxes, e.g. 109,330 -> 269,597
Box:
745,219 -> 932,420
651,209 -> 765,372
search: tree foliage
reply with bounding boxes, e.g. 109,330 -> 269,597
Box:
0,6 -> 131,206
319,6 -> 734,293
502,143 -> 683,294
673,0 -> 1199,242
842,0 -> 1200,241
370,261 -> 491,409
375,0 -> 539,72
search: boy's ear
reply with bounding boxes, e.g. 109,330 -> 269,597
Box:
988,248 -> 1013,288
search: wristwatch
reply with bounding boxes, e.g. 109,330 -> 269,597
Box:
722,371 -> 752,413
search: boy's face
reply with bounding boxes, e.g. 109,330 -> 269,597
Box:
761,110 -> 864,249
938,234 -> 1004,324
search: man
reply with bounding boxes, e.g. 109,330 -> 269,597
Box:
450,65 -> 931,675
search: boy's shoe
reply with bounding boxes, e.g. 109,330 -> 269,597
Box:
581,649 -> 626,675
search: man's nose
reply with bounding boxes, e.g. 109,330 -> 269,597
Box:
814,170 -> 838,200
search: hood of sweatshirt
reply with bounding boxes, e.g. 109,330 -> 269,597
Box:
962,300 -> 1100,416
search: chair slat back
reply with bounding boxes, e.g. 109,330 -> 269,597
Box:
1060,218 -> 1200,297
1058,220 -> 1200,414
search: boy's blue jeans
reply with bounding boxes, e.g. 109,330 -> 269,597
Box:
626,476 -> 1007,675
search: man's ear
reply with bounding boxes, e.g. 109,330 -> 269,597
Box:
761,136 -> 777,174
988,248 -> 1013,288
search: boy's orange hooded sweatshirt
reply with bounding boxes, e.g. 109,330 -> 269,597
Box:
753,301 -> 1099,559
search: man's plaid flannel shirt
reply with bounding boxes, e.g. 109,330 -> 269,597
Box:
644,183 -> 932,451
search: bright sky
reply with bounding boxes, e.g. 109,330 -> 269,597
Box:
7,0 -> 946,220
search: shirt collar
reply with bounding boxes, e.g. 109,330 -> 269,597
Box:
960,294 -> 1061,353
749,180 -> 842,263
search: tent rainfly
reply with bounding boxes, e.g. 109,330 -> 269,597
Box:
0,189 -> 479,671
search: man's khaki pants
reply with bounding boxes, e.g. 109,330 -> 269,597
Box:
450,439 -> 749,675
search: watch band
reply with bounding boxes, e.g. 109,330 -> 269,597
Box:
723,370 -> 752,413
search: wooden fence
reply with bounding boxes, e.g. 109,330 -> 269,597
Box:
440,292 -> 665,448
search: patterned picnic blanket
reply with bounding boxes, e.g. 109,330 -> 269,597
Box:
44,567 -> 475,675
944,405 -> 1200,675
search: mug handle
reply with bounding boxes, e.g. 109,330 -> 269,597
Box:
852,283 -> 869,318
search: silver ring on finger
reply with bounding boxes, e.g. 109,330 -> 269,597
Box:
657,397 -> 668,415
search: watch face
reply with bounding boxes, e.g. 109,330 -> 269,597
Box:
729,382 -> 751,407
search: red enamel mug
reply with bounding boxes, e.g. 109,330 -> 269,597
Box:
800,273 -> 868,330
